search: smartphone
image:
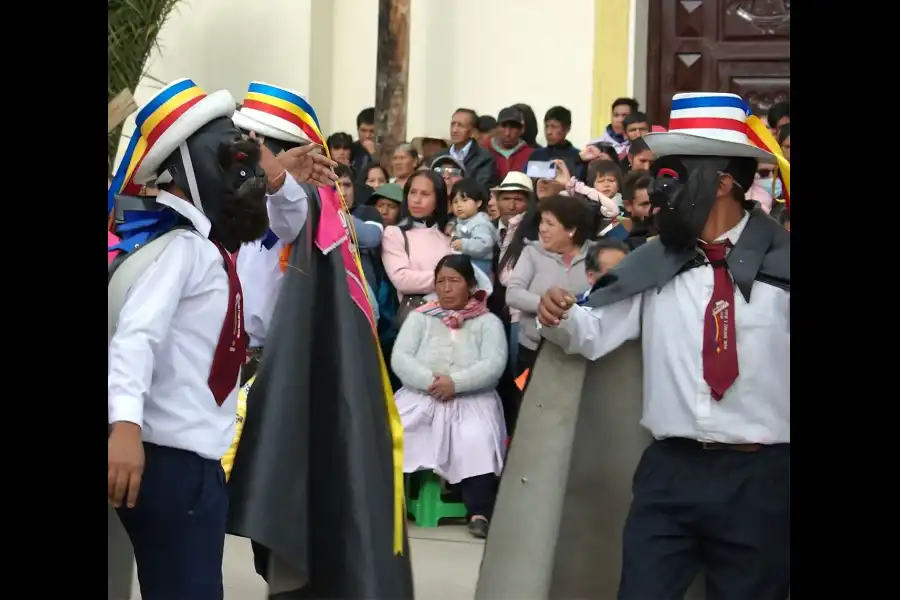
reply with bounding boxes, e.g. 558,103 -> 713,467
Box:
526,160 -> 556,180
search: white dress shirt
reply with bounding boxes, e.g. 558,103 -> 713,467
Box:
542,211 -> 790,444
108,179 -> 308,460
449,140 -> 473,163
236,174 -> 309,347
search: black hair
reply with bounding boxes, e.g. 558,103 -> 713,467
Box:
628,136 -> 651,156
612,97 -> 639,112
357,107 -> 375,128
538,195 -> 595,246
513,103 -> 540,148
359,163 -> 389,188
590,143 -> 622,167
476,115 -> 497,133
453,108 -> 478,127
622,171 -> 652,202
767,101 -> 790,130
334,163 -> 354,180
724,156 -> 759,192
584,237 -> 630,272
588,161 -> 624,191
623,111 -> 650,129
327,132 -> 353,150
398,170 -> 449,231
434,254 -> 478,288
544,106 -> 572,129
450,178 -> 490,212
778,123 -> 791,146
497,198 -> 540,275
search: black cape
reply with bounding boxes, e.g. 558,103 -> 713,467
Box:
226,185 -> 414,599
478,207 -> 789,599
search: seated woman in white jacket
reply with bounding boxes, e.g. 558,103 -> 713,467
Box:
391,254 -> 508,539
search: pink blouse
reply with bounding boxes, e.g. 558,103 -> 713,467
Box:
381,225 -> 451,296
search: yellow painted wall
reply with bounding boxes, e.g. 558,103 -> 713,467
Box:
591,0 -> 632,139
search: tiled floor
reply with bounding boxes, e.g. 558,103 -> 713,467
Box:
131,526 -> 484,599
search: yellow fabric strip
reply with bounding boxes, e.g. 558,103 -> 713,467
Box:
329,148 -> 405,556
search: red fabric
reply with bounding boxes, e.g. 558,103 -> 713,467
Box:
487,144 -> 534,181
209,243 -> 247,406
700,241 -> 739,401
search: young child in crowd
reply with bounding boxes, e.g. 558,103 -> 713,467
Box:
449,179 -> 500,276
578,237 -> 630,303
588,160 -> 624,211
553,159 -> 623,218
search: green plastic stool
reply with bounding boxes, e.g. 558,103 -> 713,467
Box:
407,471 -> 467,527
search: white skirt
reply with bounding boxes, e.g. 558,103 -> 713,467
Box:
396,387 -> 507,484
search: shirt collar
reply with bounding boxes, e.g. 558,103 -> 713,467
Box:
154,189 -> 212,238
717,210 -> 750,245
449,140 -> 473,162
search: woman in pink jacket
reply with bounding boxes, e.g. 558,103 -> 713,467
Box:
381,170 -> 451,304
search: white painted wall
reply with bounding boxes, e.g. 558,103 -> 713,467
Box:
115,0 -> 599,169
114,0 -> 317,170
328,0 -> 597,146
407,0 -> 596,146
328,0 -> 379,136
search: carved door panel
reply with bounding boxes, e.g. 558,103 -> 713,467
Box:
647,0 -> 791,126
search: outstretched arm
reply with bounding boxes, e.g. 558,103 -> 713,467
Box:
540,294 -> 642,361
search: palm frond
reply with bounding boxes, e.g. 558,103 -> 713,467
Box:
107,0 -> 183,174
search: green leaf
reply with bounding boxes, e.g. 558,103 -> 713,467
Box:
108,0 -> 183,174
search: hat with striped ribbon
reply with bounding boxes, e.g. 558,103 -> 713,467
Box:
107,78 -> 236,216
232,81 -> 324,146
643,93 -> 775,162
644,92 -> 790,209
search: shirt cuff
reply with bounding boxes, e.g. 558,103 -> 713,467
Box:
108,395 -> 143,428
267,171 -> 305,202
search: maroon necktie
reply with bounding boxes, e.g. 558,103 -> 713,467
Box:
209,243 -> 247,406
699,241 -> 739,401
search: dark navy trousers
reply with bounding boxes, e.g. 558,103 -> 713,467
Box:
117,442 -> 228,600
619,438 -> 791,600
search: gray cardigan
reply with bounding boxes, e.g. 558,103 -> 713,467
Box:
391,310 -> 508,394
506,241 -> 591,350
